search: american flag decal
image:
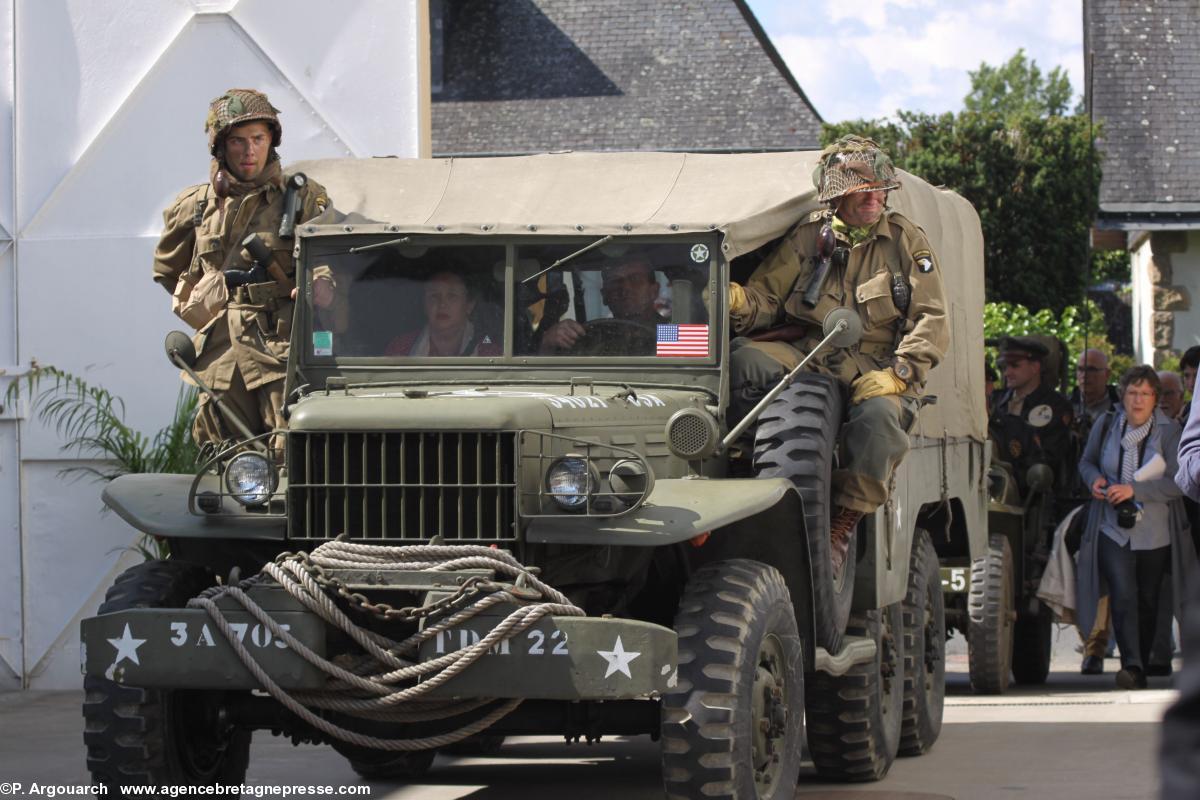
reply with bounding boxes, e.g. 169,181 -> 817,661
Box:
656,324 -> 709,357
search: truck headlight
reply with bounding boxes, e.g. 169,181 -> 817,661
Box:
546,456 -> 596,511
224,452 -> 278,507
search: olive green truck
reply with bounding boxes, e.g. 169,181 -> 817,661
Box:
82,151 -> 994,799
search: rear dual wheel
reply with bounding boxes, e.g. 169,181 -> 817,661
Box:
805,602 -> 905,781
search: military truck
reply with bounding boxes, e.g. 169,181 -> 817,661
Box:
81,151 -> 987,798
944,336 -> 1073,693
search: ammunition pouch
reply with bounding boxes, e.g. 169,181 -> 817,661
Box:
234,281 -> 282,307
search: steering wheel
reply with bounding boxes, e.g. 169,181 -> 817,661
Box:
568,318 -> 658,356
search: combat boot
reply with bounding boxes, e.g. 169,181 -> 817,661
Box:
829,506 -> 863,577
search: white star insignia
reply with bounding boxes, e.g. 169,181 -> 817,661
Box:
107,623 -> 147,667
596,636 -> 641,679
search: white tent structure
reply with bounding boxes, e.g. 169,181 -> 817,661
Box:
0,0 -> 430,689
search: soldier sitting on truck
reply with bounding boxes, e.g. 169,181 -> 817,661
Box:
726,135 -> 949,575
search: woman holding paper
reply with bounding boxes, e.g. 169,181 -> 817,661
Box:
1077,365 -> 1185,689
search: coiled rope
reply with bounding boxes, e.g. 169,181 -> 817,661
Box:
187,540 -> 584,751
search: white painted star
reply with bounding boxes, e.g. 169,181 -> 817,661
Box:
107,623 -> 146,667
596,636 -> 641,679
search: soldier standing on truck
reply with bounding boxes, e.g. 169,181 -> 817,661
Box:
989,336 -> 1075,491
726,135 -> 949,575
151,88 -> 330,452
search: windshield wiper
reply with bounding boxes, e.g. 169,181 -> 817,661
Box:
348,236 -> 410,254
521,235 -> 614,284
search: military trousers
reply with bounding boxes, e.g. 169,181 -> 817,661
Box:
729,337 -> 914,514
193,367 -> 286,457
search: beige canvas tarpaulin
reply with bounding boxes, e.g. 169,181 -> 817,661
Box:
290,151 -> 985,440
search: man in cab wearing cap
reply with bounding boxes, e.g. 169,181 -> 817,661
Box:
988,336 -> 1075,493
726,135 -> 949,577
151,89 -> 330,453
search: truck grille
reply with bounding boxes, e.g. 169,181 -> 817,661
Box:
287,432 -> 518,542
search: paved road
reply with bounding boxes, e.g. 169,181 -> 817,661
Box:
0,628 -> 1178,800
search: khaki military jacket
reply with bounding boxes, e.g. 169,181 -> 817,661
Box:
732,208 -> 949,393
152,175 -> 328,391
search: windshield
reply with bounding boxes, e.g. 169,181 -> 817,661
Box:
303,238 -> 714,361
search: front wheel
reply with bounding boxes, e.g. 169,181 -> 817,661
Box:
661,559 -> 803,799
83,561 -> 250,793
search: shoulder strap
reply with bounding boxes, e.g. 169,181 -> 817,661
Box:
192,183 -> 210,229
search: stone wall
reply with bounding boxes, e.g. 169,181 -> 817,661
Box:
1145,231 -> 1190,366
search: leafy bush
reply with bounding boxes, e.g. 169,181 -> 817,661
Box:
983,300 -> 1128,391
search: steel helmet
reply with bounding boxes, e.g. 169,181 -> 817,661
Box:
205,88 -> 282,156
812,135 -> 901,203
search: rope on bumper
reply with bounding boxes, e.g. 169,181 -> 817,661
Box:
187,540 -> 584,751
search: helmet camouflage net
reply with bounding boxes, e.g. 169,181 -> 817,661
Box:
812,135 -> 901,203
205,88 -> 282,156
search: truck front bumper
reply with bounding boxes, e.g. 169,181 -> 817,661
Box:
80,585 -> 677,701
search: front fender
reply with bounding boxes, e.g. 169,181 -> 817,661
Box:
103,474 -> 286,540
525,477 -> 796,546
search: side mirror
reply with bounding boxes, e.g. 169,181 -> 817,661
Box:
165,331 -> 197,369
822,307 -> 863,349
1025,463 -> 1054,493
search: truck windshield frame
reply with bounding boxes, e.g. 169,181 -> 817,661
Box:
296,234 -> 722,369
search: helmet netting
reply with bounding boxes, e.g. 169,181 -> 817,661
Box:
813,136 -> 901,203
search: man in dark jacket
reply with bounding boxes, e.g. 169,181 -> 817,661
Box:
989,336 -> 1074,493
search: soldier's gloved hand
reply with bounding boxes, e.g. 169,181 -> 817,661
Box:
728,282 -> 747,315
851,368 -> 907,404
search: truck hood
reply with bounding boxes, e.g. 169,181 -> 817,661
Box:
287,385 -> 707,432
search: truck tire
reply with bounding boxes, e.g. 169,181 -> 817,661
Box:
1012,606 -> 1053,685
753,374 -> 855,653
661,559 -> 803,800
336,747 -> 437,779
84,560 -> 250,793
967,534 -> 1015,694
805,602 -> 905,782
898,529 -> 945,757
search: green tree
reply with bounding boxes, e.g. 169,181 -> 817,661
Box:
963,48 -> 1074,119
823,52 -> 1099,314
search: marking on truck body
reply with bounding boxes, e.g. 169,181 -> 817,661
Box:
107,624 -> 146,667
597,636 -> 641,678
941,566 -> 969,592
168,620 -> 291,649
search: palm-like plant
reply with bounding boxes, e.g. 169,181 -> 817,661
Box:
6,364 -> 202,558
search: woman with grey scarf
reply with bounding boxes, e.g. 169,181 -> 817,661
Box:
1077,366 -> 1184,689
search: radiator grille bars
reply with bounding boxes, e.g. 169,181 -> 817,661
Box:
287,432 -> 518,542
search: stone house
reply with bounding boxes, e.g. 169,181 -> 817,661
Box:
429,0 -> 823,155
1086,0 -> 1200,365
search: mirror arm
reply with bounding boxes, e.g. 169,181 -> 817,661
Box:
168,349 -> 269,454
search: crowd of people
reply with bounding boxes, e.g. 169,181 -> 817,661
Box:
990,339 -> 1200,690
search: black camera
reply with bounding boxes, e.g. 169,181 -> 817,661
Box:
1115,499 -> 1143,529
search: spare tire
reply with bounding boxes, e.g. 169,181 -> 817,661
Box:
754,373 -> 855,652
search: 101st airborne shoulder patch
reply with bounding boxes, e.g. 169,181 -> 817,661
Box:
913,249 -> 935,273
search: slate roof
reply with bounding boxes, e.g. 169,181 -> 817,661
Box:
1086,0 -> 1200,226
430,0 -> 823,156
